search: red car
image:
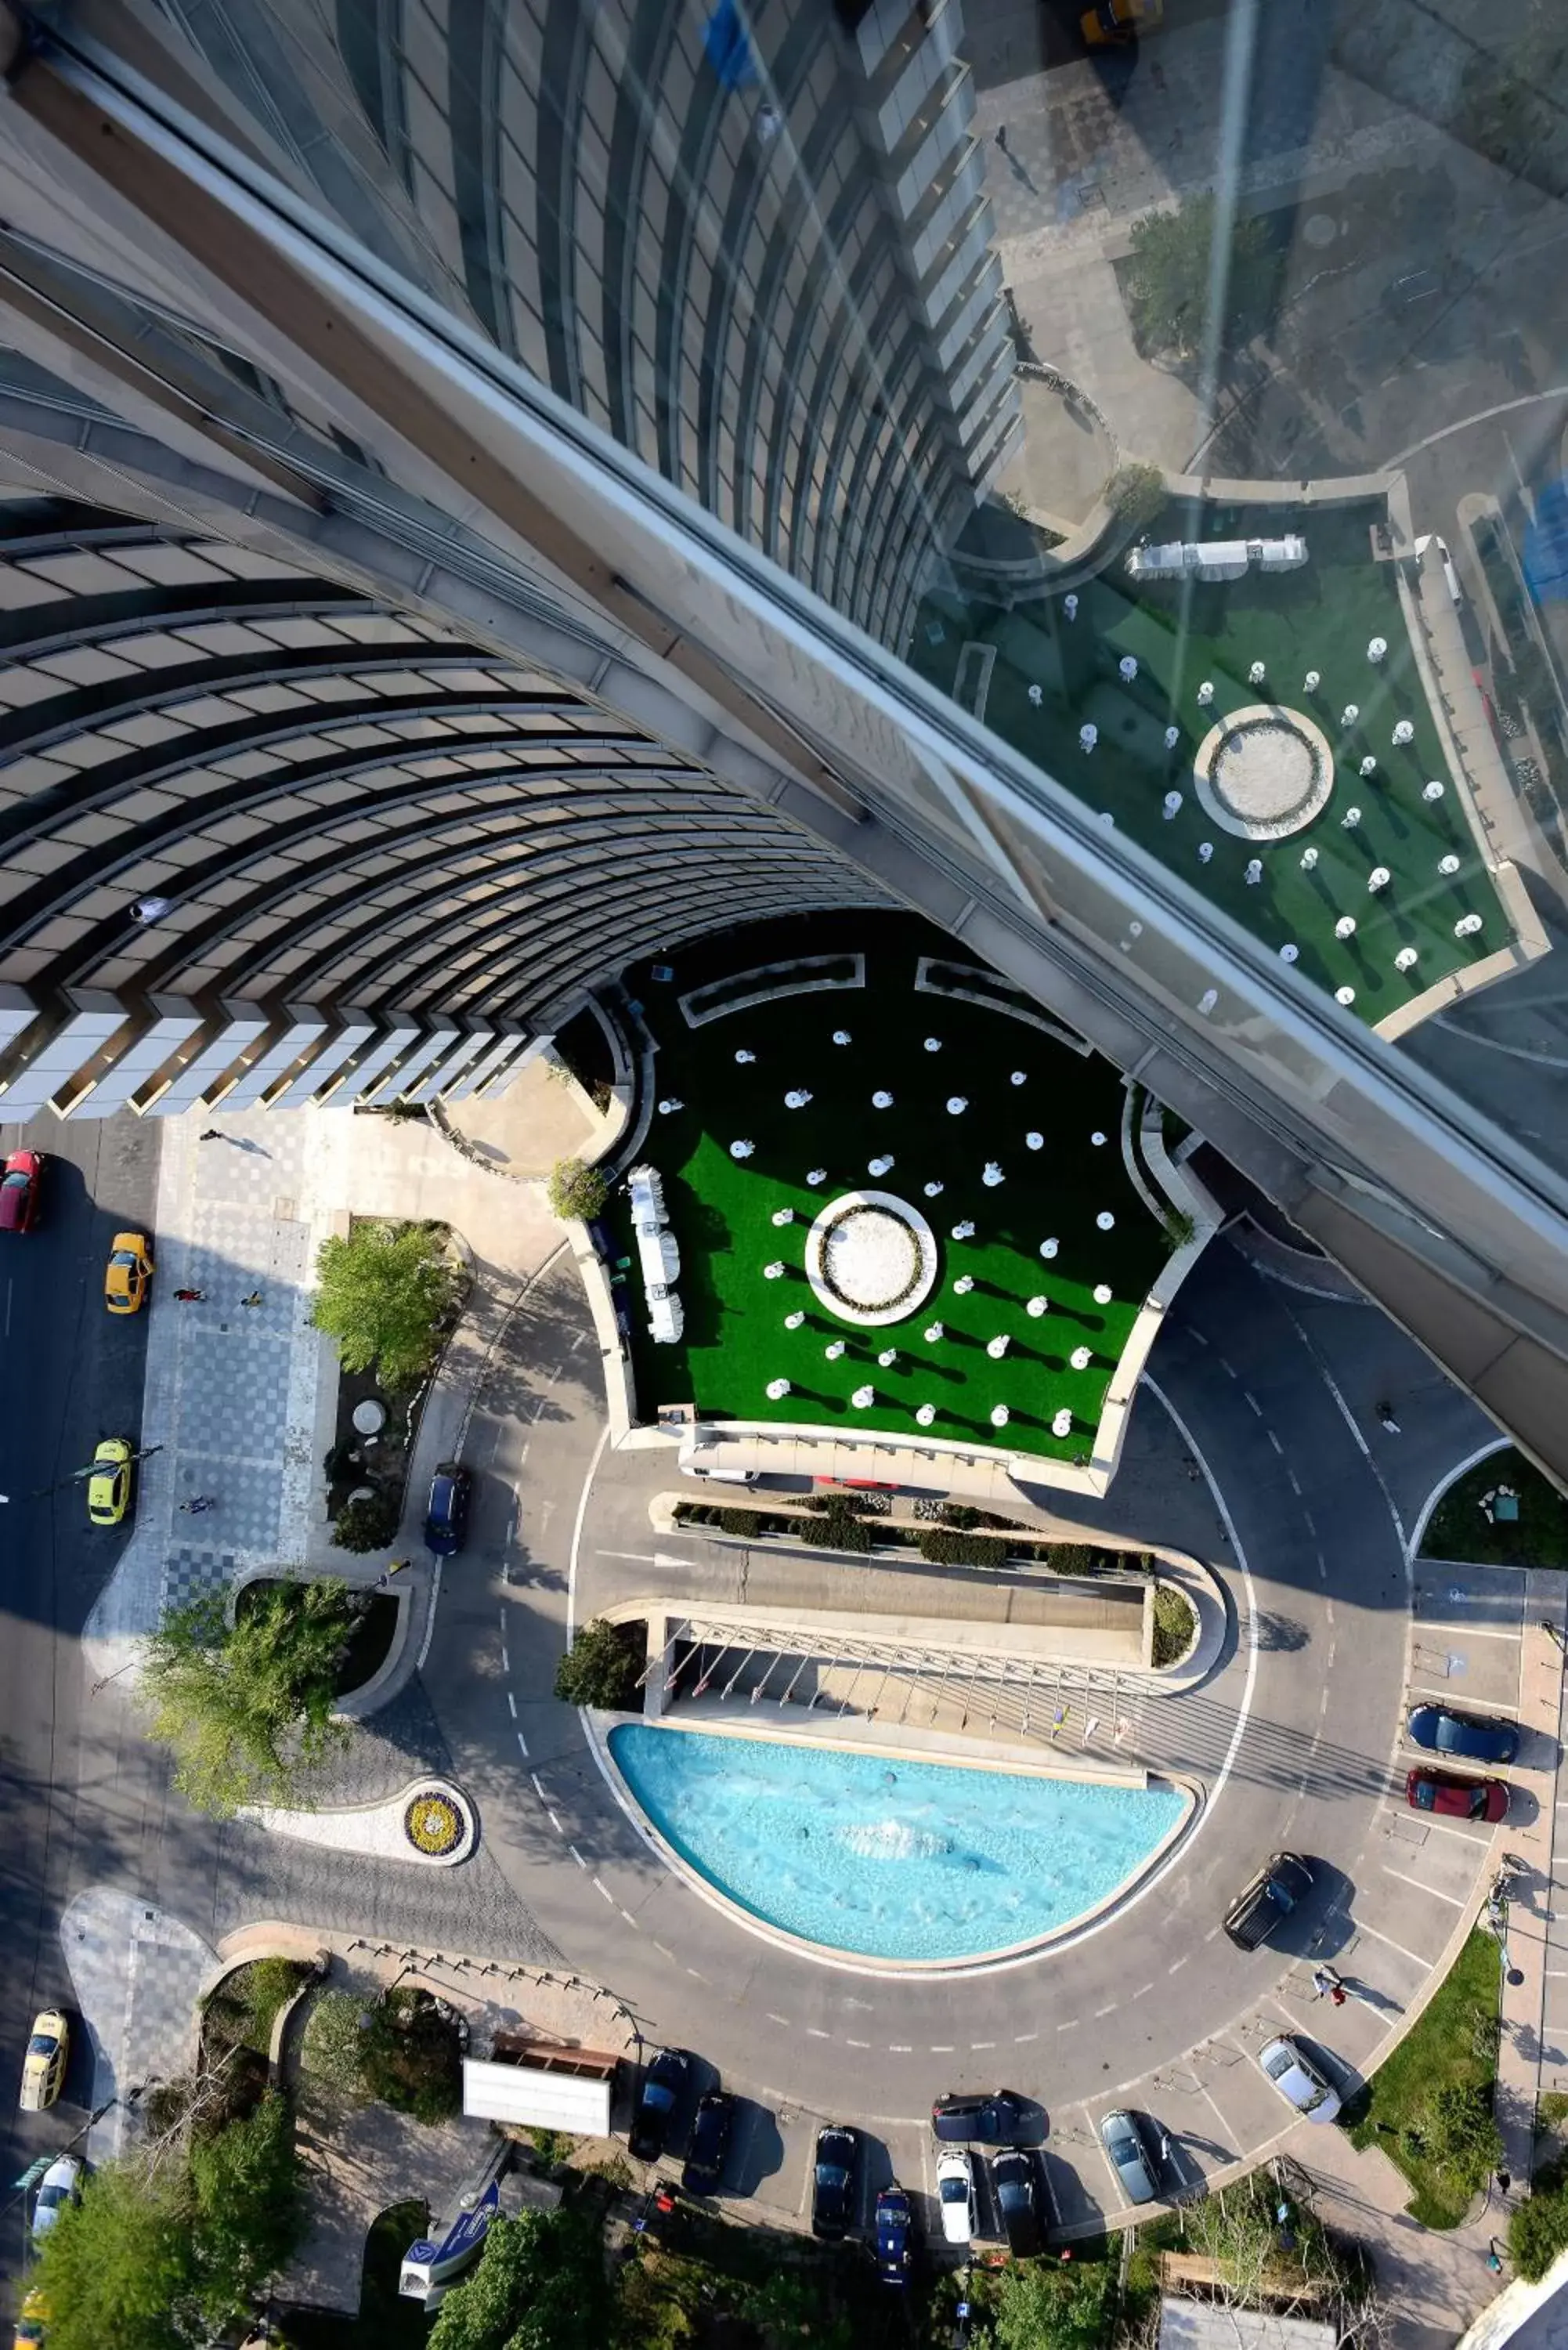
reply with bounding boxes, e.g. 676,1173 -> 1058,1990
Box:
0,1150 -> 42,1233
1407,1766 -> 1510,1823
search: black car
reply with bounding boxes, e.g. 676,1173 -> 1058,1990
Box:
1407,1705 -> 1519,1766
424,1459 -> 471,1555
875,2186 -> 916,2285
988,2149 -> 1042,2256
628,2048 -> 691,2161
811,2124 -> 859,2239
681,2089 -> 733,2194
931,2089 -> 1026,2144
1223,1853 -> 1315,1952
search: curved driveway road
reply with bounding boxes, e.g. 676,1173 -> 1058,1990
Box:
421,1238 -> 1503,2232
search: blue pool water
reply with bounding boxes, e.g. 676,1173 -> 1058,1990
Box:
609,1724 -> 1188,1962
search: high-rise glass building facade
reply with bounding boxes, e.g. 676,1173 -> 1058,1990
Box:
2,0 -> 1568,1473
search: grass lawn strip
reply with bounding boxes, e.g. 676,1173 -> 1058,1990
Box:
1423,1446 -> 1568,1570
1346,1928 -> 1501,2228
911,497 -> 1511,1025
611,923 -> 1168,1466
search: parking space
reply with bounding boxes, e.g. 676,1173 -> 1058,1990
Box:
1409,1564 -> 1526,1719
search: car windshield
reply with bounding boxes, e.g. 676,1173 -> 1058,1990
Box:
27,2034 -> 56,2057
939,2175 -> 969,2203
1,1172 -> 28,1189
641,2081 -> 674,2112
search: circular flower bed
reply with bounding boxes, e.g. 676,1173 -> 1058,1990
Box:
804,1189 -> 939,1328
403,1789 -> 467,1858
1194,703 -> 1334,839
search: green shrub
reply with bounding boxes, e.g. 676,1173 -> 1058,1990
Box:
299,1988 -> 370,2102
359,1989 -> 462,2124
1512,2158 -> 1568,2281
717,1507 -> 754,1535
917,1530 -> 1010,1568
547,1158 -> 609,1220
1151,1584 -> 1197,1667
554,1618 -> 645,1709
938,1502 -> 981,1529
331,1490 -> 401,1553
1106,461 -> 1167,529
799,1501 -> 872,1553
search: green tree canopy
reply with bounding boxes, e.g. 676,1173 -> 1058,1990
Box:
1123,193 -> 1274,360
1511,2160 -> 1568,2281
1105,461 -> 1166,530
553,1618 -> 644,1710
428,2210 -> 612,2350
139,1578 -> 357,1816
31,2162 -> 195,2350
32,2100 -> 306,2350
311,1218 -> 457,1391
189,2092 -> 305,2328
990,2258 -> 1115,2350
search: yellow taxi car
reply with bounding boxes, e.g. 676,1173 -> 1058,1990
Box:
14,2288 -> 48,2347
19,2010 -> 67,2112
87,1437 -> 134,1528
104,1232 -> 154,1315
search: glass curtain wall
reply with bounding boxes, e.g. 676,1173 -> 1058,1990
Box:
3,1 -> 1568,1380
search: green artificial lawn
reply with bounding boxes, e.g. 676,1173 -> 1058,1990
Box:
1346,1929 -> 1501,2229
609,920 -> 1169,1467
1423,1446 -> 1568,1568
909,498 -> 1511,1028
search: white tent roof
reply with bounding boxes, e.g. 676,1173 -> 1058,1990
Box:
462,2057 -> 614,2135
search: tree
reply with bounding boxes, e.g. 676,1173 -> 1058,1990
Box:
428,2209 -> 612,2350
359,1987 -> 463,2123
31,2161 -> 196,2350
737,2270 -> 855,2350
331,1489 -> 403,1553
1123,194 -> 1274,360
1105,461 -> 1165,530
189,2092 -> 305,2327
139,1578 -> 356,1816
553,1618 -> 644,1709
547,1158 -> 609,1220
311,1218 -> 456,1392
1511,2160 -> 1568,2281
991,2258 -> 1115,2350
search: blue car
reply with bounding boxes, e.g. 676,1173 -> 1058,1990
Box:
1407,1705 -> 1519,1766
424,1460 -> 471,1555
875,2186 -> 916,2284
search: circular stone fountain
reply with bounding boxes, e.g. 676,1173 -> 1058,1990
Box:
805,1190 -> 939,1328
1193,703 -> 1334,840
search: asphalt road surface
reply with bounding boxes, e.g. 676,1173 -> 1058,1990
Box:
0,1109 -> 159,2254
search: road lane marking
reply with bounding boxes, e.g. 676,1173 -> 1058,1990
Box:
1093,2003 -> 1117,2018
889,2044 -> 912,2052
597,1549 -> 663,1564
1198,2083 -> 1237,2146
1168,1954 -> 1190,1975
506,1691 -> 517,1717
547,1810 -> 563,1833
1133,1983 -> 1155,2000
847,2038 -> 870,2048
515,1730 -> 529,1758
569,1844 -> 588,1868
592,1877 -> 613,1904
500,1646 -> 509,1672
1286,1468 -> 1300,1494
930,2044 -> 955,2053
767,2015 -> 789,2027
1243,1390 -> 1263,1415
1409,1688 -> 1519,1712
1057,2019 -> 1079,2030
1266,1428 -> 1283,1454
970,2041 -> 996,2050
805,2028 -> 830,2040
1014,2031 -> 1039,2043
620,1909 -> 640,1929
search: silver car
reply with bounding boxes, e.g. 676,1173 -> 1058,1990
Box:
1259,2035 -> 1341,2124
1100,2108 -> 1158,2204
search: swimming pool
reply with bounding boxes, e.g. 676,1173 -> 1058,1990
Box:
608,1723 -> 1189,1965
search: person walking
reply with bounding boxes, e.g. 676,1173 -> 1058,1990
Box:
179,1495 -> 216,1514
172,1287 -> 205,1302
240,1289 -> 263,1309
1375,1401 -> 1403,1434
1311,1964 -> 1342,2001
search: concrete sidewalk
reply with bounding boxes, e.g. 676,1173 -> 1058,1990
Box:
1289,2123 -> 1509,2350
83,1099 -> 562,1685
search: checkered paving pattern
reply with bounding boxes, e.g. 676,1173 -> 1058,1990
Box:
61,1890 -> 215,2160
174,1325 -> 291,1455
158,1545 -> 236,1614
